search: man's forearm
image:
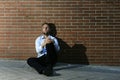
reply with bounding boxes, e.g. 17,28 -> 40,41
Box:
41,42 -> 46,48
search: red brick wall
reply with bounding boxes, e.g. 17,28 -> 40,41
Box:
0,0 -> 120,66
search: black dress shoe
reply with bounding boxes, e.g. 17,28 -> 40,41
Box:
38,70 -> 43,74
43,65 -> 53,76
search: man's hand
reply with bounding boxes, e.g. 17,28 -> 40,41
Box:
45,37 -> 54,44
41,37 -> 54,48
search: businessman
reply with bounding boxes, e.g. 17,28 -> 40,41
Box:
27,23 -> 60,76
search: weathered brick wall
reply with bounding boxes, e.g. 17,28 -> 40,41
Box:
0,0 -> 120,66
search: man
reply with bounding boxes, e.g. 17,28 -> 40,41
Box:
27,23 -> 60,76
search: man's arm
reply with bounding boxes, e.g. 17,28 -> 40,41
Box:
35,37 -> 53,54
53,38 -> 60,52
35,37 -> 43,54
44,37 -> 60,52
35,36 -> 60,53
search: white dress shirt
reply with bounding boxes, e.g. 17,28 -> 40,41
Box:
35,35 -> 60,58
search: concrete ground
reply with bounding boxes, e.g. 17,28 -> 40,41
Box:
0,60 -> 120,80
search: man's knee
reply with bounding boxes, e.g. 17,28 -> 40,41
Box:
27,57 -> 36,65
46,43 -> 55,51
46,43 -> 54,47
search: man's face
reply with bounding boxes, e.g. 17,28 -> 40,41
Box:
42,24 -> 50,35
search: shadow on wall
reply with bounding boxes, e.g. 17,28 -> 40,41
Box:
48,23 -> 89,65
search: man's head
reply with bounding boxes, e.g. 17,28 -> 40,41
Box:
42,23 -> 50,35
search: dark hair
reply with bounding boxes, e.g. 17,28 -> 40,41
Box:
42,23 -> 57,36
42,23 -> 50,27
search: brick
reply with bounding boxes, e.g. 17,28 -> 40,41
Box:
0,0 -> 119,66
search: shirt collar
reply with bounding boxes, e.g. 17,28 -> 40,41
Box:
41,35 -> 50,39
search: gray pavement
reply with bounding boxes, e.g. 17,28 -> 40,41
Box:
0,59 -> 120,80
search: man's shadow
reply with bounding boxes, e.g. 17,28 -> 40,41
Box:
48,23 -> 89,65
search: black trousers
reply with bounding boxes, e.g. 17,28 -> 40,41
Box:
27,43 -> 57,73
